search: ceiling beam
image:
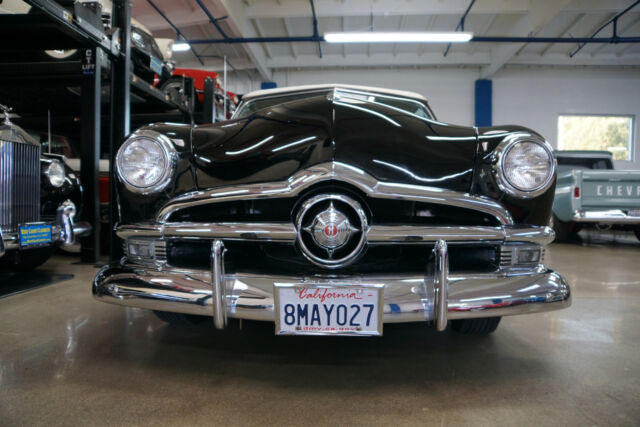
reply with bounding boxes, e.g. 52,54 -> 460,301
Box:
212,0 -> 272,81
260,52 -> 640,69
590,14 -> 640,56
418,15 -> 436,56
540,13 -> 585,56
468,14 -> 497,55
241,0 -> 634,19
135,0 -> 636,31
393,15 -> 406,57
282,18 -> 297,58
480,0 -> 572,78
251,18 -> 273,59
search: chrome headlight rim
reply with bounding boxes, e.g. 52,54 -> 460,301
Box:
116,129 -> 177,195
45,159 -> 66,188
493,134 -> 556,199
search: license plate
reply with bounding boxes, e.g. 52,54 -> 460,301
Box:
19,223 -> 52,248
274,283 -> 383,336
150,56 -> 163,74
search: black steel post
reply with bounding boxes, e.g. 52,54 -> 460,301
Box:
80,47 -> 102,263
109,0 -> 131,261
202,77 -> 215,124
183,76 -> 195,123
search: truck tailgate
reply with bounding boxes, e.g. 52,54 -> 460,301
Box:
580,170 -> 640,208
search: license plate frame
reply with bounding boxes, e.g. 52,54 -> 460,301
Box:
18,223 -> 52,248
274,282 -> 384,336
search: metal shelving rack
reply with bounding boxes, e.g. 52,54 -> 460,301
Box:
0,0 -> 193,263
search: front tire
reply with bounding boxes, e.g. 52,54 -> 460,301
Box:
450,317 -> 501,335
160,77 -> 191,109
552,214 -> 577,242
2,247 -> 55,271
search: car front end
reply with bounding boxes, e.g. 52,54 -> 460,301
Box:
0,109 -> 91,267
93,86 -> 570,336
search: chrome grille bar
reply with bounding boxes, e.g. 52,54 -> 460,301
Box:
0,139 -> 40,233
156,162 -> 514,225
116,223 -> 555,246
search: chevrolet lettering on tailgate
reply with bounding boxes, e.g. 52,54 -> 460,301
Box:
553,151 -> 640,242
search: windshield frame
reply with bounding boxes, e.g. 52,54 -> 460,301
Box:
232,87 -> 436,121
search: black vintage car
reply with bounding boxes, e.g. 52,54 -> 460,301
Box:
0,105 -> 90,270
94,85 -> 570,336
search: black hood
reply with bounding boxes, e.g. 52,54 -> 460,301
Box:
192,94 -> 478,193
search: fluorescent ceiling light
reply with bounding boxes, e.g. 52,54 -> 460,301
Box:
173,42 -> 191,52
324,32 -> 473,43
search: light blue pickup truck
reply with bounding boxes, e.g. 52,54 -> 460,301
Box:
553,151 -> 640,241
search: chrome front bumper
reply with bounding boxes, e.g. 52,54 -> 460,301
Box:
0,201 -> 92,257
572,209 -> 640,224
93,239 -> 571,332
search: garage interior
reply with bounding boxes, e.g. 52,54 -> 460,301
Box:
1,0 -> 639,425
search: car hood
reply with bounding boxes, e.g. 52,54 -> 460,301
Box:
191,94 -> 478,193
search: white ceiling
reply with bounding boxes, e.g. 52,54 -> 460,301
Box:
132,0 -> 640,80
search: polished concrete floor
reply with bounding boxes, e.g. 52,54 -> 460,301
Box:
1,232 -> 639,426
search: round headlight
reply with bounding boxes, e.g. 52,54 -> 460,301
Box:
46,160 -> 66,188
116,130 -> 175,194
495,136 -> 555,198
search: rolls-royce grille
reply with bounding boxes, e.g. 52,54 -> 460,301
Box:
0,139 -> 40,233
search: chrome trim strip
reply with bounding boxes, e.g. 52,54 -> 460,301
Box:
368,225 -> 504,243
156,162 -> 514,225
211,240 -> 226,330
116,223 -> 555,246
572,209 -> 640,224
433,240 -> 449,332
117,222 -> 298,241
93,263 -> 572,326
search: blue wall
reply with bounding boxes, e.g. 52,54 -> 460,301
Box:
475,79 -> 492,127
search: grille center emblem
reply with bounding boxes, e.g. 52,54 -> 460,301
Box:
308,203 -> 354,250
296,194 -> 368,269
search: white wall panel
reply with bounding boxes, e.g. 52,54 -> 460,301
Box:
493,69 -> 640,169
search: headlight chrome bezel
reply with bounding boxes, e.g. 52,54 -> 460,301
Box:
493,134 -> 556,199
116,129 -> 177,195
45,159 -> 66,188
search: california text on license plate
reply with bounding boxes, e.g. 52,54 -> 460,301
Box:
274,284 -> 383,336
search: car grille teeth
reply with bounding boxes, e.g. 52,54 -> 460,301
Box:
0,139 -> 40,233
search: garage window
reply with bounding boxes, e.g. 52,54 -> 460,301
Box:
557,115 -> 634,160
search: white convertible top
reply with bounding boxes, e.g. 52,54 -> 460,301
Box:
241,84 -> 429,103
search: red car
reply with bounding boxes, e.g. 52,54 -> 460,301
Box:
157,68 -> 238,120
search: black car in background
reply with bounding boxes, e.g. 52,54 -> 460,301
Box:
94,84 -> 570,337
0,106 -> 90,270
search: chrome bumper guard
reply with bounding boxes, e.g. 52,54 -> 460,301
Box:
93,238 -> 571,332
572,209 -> 640,224
0,201 -> 92,257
